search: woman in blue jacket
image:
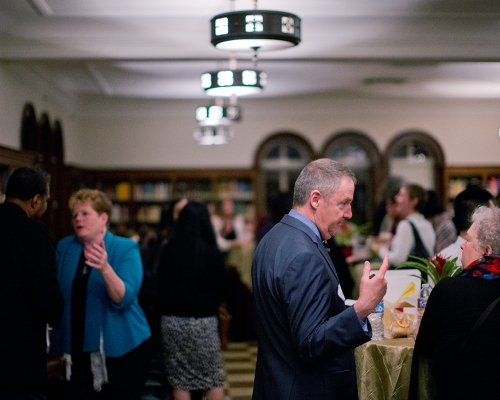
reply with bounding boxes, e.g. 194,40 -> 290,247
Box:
50,189 -> 151,400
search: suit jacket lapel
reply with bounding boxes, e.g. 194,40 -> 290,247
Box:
281,214 -> 340,283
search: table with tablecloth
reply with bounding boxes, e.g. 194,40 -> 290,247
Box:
226,242 -> 255,290
355,337 -> 415,400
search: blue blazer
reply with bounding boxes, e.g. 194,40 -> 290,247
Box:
51,231 -> 151,357
252,214 -> 370,400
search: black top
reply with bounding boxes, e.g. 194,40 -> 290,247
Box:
221,225 -> 236,240
158,201 -> 227,318
71,251 -> 91,354
0,202 -> 63,395
410,276 -> 500,399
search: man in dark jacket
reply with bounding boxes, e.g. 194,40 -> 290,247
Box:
0,166 -> 63,399
252,159 -> 388,400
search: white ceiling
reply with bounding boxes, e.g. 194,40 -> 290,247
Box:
2,0 -> 500,101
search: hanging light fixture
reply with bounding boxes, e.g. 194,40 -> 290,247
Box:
196,104 -> 241,126
210,0 -> 301,52
193,125 -> 234,146
201,68 -> 266,97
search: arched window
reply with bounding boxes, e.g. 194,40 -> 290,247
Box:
321,131 -> 381,225
383,130 -> 445,200
254,132 -> 315,220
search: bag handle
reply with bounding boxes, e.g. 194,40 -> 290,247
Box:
407,220 -> 430,258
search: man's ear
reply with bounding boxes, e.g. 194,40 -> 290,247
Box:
484,245 -> 493,256
29,194 -> 41,211
310,190 -> 321,210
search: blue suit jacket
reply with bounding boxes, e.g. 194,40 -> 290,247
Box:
50,231 -> 151,357
252,214 -> 370,400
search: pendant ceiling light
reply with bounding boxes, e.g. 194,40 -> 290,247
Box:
201,68 -> 266,97
196,104 -> 241,126
193,126 -> 234,146
210,2 -> 301,52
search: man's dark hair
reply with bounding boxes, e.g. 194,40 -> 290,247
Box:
453,185 -> 493,232
5,166 -> 50,201
421,190 -> 445,218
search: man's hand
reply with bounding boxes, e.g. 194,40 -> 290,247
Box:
353,255 -> 389,320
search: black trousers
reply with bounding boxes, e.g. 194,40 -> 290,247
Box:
101,337 -> 152,400
63,337 -> 152,400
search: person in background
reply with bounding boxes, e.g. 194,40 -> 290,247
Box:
439,185 -> 493,266
138,199 -> 180,351
50,189 -> 152,400
255,192 -> 292,244
211,198 -> 253,254
377,183 -> 436,266
327,236 -> 355,299
158,200 -> 227,400
409,205 -> 500,399
373,175 -> 405,236
421,190 -> 457,255
252,158 -> 388,400
0,166 -> 63,400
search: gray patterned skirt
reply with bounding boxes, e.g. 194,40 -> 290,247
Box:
160,315 -> 225,390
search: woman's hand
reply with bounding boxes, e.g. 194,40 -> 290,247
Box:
84,240 -> 125,304
84,240 -> 109,273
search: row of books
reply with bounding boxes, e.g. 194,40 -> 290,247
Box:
110,204 -> 130,224
213,180 -> 253,194
136,205 -> 162,223
448,176 -> 500,198
134,182 -> 172,201
103,180 -> 254,202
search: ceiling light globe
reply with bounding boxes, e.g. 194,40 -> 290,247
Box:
200,69 -> 266,97
211,10 -> 301,52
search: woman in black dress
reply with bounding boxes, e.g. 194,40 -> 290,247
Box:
158,200 -> 227,400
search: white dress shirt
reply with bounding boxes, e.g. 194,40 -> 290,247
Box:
436,235 -> 465,267
379,213 -> 436,266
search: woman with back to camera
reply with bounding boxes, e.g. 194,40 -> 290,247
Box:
409,205 -> 500,400
50,189 -> 152,400
158,200 -> 227,400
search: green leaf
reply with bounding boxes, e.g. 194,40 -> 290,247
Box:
395,254 -> 462,286
395,255 -> 441,286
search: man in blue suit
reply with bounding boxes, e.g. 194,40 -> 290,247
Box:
252,158 -> 389,400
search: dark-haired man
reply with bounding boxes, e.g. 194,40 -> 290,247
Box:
439,185 -> 494,266
0,166 -> 63,399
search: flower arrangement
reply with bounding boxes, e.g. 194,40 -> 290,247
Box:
395,254 -> 462,286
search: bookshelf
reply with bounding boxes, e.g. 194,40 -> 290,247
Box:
445,166 -> 500,202
88,169 -> 257,235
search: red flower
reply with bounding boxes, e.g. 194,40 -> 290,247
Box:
431,255 -> 447,277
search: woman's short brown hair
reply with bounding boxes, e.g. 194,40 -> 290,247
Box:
69,189 -> 112,216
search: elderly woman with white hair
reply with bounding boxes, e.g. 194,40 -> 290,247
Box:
409,205 -> 500,400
